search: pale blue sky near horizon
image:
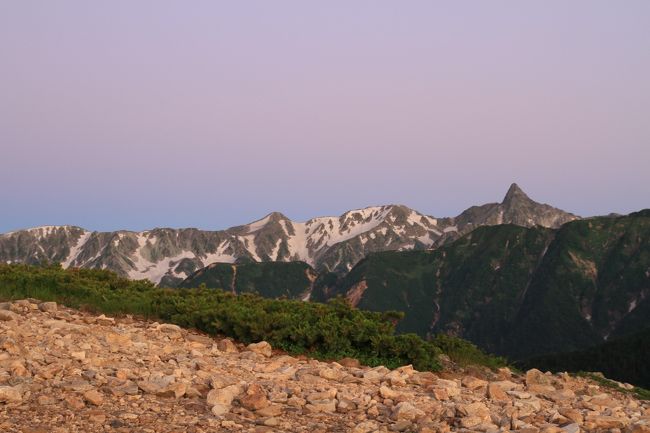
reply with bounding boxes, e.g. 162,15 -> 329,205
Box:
1,1 -> 649,232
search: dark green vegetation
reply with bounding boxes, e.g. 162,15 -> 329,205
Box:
178,261 -> 316,299
573,372 -> 650,401
313,212 -> 650,363
313,224 -> 555,355
0,263 -> 504,372
518,329 -> 650,389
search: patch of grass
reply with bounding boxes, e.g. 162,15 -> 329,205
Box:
431,333 -> 508,369
0,263 -> 508,372
576,372 -> 650,401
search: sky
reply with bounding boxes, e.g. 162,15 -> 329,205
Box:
1,1 -> 649,232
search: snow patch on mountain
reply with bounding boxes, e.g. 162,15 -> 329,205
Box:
62,231 -> 91,267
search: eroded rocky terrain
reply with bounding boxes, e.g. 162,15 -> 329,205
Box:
1,300 -> 648,433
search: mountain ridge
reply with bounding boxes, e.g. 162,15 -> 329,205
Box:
0,184 -> 578,285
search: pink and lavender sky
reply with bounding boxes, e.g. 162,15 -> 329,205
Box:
1,1 -> 649,232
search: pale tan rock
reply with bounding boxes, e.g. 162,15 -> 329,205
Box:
526,368 -> 551,386
488,382 -> 509,401
217,338 -> 238,353
0,385 -> 22,402
457,402 -> 490,420
391,401 -> 424,421
307,388 -> 337,402
585,414 -> 628,429
318,367 -> 345,381
38,302 -> 58,312
64,394 -> 85,410
206,384 -> 242,407
287,395 -> 306,407
305,399 -> 336,413
239,383 -> 269,410
247,341 -> 272,357
256,403 -> 283,417
380,385 -> 402,400
351,421 -> 379,433
137,375 -> 184,397
336,398 -> 357,413
460,416 -> 484,428
83,389 -> 104,406
86,409 -> 107,424
157,323 -> 182,335
105,332 -> 132,352
462,375 -> 488,389
211,403 -> 230,416
37,394 -> 57,405
71,350 -> 86,360
0,310 -> 19,321
363,366 -> 389,382
558,407 -> 583,424
430,387 -> 449,401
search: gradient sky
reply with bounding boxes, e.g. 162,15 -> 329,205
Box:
1,1 -> 649,232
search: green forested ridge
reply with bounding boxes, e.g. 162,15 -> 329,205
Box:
312,211 -> 650,362
312,224 -> 555,353
0,263 -> 503,372
178,261 -> 316,299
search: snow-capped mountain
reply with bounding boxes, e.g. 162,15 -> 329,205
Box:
0,184 -> 578,285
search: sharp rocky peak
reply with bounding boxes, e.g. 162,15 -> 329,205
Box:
502,183 -> 533,205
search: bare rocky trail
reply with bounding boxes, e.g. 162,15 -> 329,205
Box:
0,300 -> 648,433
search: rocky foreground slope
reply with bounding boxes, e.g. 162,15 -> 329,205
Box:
1,300 -> 648,433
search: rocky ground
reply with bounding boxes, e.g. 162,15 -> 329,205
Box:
0,300 -> 648,433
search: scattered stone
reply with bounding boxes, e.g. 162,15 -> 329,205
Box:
0,385 -> 22,402
526,368 -> 551,386
38,301 -> 58,312
247,341 -> 273,357
239,383 -> 269,410
217,338 -> 238,353
391,401 -> 424,421
207,384 -> 242,407
0,310 -> 19,321
83,389 -> 104,406
488,382 -> 509,401
462,375 -> 488,389
0,299 -> 646,433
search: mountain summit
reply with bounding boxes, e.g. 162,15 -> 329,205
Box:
502,182 -> 531,204
439,183 -> 579,241
0,184 -> 579,285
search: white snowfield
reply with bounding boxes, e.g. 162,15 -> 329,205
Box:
0,205 -> 448,284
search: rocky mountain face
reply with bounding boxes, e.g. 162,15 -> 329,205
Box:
0,184 -> 578,286
312,211 -> 650,361
437,183 -> 579,244
1,299 -> 648,433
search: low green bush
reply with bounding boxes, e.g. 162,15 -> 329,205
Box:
0,263 -> 504,372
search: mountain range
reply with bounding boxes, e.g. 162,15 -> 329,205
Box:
0,183 -> 577,286
180,209 -> 650,377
